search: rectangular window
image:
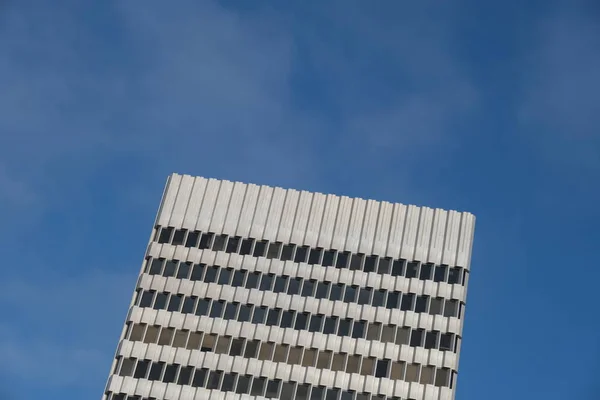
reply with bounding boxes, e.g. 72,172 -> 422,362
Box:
217,268 -> 232,285
190,263 -> 205,281
266,379 -> 281,398
360,357 -> 375,375
323,317 -> 338,334
448,267 -> 461,284
206,370 -> 222,389
178,366 -> 193,386
405,364 -> 420,382
395,327 -> 410,345
212,234 -> 227,251
245,272 -> 260,289
315,282 -> 329,299
144,325 -> 159,343
244,340 -> 260,358
148,362 -> 164,381
336,251 -> 349,268
372,290 -> 385,307
400,293 -> 414,311
434,265 -> 447,282
133,360 -> 149,379
173,329 -> 188,347
419,263 -> 433,280
375,359 -> 389,378
377,257 -> 391,274
198,232 -> 213,249
386,292 -> 399,309
223,302 -> 238,320
231,270 -> 246,287
430,297 -> 443,315
273,275 -> 287,293
238,304 -> 252,322
338,319 -> 351,336
196,298 -> 210,316
415,295 -> 428,313
309,314 -> 323,332
153,293 -> 167,310
322,250 -> 336,266
357,288 -> 371,305
266,242 -> 282,259
235,375 -> 251,394
129,323 -> 146,342
349,254 -> 363,270
444,300 -> 458,317
364,256 -> 377,273
258,342 -> 274,361
253,240 -> 268,257
410,329 -> 424,347
440,333 -> 453,351
149,258 -> 164,275
176,262 -> 191,279
226,236 -> 241,253
266,309 -> 281,326
280,310 -> 295,328
239,238 -> 254,255
301,280 -> 315,296
187,332 -> 202,350
308,248 -> 323,264
294,246 -> 309,263
163,260 -> 177,277
185,231 -> 199,247
158,227 -> 172,244
216,336 -> 232,354
163,364 -> 179,383
381,325 -> 395,342
390,362 -> 405,380
230,338 -> 244,357
281,244 -> 295,261
366,323 -> 381,341
252,307 -> 267,324
192,368 -> 208,387
167,294 -> 182,312
172,229 -> 186,246
425,331 -> 438,349
222,373 -> 236,392
435,368 -> 450,387
331,353 -> 346,372
352,321 -> 366,339
330,284 -> 343,301
301,349 -> 317,367
406,261 -> 419,278
139,290 -> 155,308
259,274 -> 274,291
273,344 -> 288,362
209,300 -> 224,318
391,259 -> 405,275
294,313 -> 308,330
287,278 -> 302,295
204,266 -> 218,283
201,334 -> 217,352
346,355 -> 361,374
317,351 -> 332,369
420,366 -> 435,385
158,328 -> 174,345
344,286 -> 357,303
288,347 -> 302,364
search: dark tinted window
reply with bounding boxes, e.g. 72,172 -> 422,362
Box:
377,258 -> 391,274
311,386 -> 325,400
207,370 -> 222,389
330,284 -> 343,301
386,292 -> 399,309
434,265 -> 447,282
425,331 -> 438,349
315,282 -> 329,299
230,338 -> 244,356
419,263 -> 433,280
236,375 -> 251,394
444,300 -> 458,317
212,234 -> 227,251
372,290 -> 385,307
133,360 -> 149,379
375,359 -> 389,378
224,302 -> 238,320
153,293 -> 167,310
250,377 -> 266,396
415,296 -> 428,313
349,254 -> 363,270
281,244 -> 295,261
139,291 -> 154,308
192,368 -> 207,387
253,240 -> 268,257
323,317 -> 337,334
406,262 -> 419,278
158,227 -> 172,243
238,304 -> 252,322
222,373 -> 236,392
218,268 -> 232,285
351,321 -> 366,339
209,301 -> 224,318
410,329 -> 424,347
226,236 -> 240,253
267,242 -> 282,259
392,259 -> 405,275
309,315 -> 323,332
273,276 -> 287,293
204,266 -> 218,283
323,250 -> 336,266
266,380 -> 281,397
400,293 -> 414,311
163,260 -> 177,277
326,388 -> 341,400
231,270 -> 246,287
245,272 -> 260,289
252,307 -> 266,324
358,288 -> 371,305
259,274 -> 274,291
239,238 -> 254,255
185,231 -> 199,247
294,246 -> 309,263
196,298 -> 210,316
172,229 -> 186,246
287,278 -> 302,295
176,262 -> 191,279
440,333 -> 453,351
364,256 -> 377,273
149,258 -> 163,275
148,362 -> 164,381
281,310 -> 295,328
344,286 -> 357,302
338,319 -> 351,336
163,364 -> 178,383
448,267 -> 461,284
308,248 -> 322,264
294,313 -> 308,330
336,252 -> 349,268
167,294 -> 182,312
198,232 -> 213,249
301,280 -> 315,296
267,309 -> 281,326
244,341 -> 260,358
430,298 -> 443,315
182,296 -> 196,313
190,263 -> 205,280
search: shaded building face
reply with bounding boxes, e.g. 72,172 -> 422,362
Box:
104,173 -> 475,400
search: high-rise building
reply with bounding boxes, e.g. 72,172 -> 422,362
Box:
103,173 -> 475,400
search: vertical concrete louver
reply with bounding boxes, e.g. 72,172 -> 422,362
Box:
103,173 -> 475,400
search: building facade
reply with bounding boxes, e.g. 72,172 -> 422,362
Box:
103,173 -> 475,400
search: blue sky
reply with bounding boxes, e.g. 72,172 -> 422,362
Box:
1,1 -> 599,399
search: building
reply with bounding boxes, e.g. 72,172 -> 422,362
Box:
103,173 -> 476,400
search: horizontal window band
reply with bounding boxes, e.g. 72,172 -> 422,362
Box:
144,257 -> 463,318
113,355 -> 456,393
154,226 -> 468,286
133,291 -> 459,352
